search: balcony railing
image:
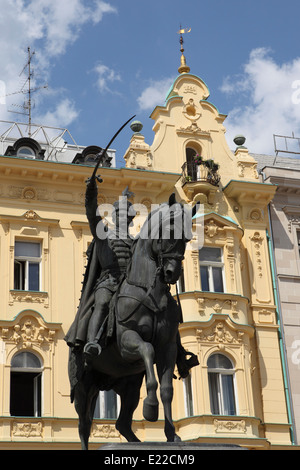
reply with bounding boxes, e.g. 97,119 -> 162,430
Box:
182,160 -> 220,187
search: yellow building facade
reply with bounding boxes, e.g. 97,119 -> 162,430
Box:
0,55 -> 296,449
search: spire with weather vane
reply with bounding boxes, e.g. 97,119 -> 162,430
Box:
177,26 -> 191,74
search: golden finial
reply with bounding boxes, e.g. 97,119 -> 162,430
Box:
177,27 -> 191,74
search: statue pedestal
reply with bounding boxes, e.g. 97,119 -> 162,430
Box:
99,442 -> 246,451
99,442 -> 247,463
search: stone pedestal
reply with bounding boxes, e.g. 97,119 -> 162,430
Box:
99,441 -> 247,451
99,442 -> 246,466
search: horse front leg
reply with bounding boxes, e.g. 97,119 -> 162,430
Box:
156,342 -> 181,442
120,330 -> 159,422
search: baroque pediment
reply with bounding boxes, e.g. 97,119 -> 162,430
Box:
0,310 -> 61,349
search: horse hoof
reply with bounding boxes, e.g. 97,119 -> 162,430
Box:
143,400 -> 159,422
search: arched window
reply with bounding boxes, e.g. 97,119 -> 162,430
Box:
185,147 -> 198,181
207,353 -> 236,416
10,351 -> 43,417
17,146 -> 36,159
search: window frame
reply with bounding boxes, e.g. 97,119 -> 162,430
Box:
10,351 -> 43,418
207,353 -> 237,416
199,246 -> 225,293
17,146 -> 36,159
94,390 -> 120,420
183,374 -> 194,417
14,240 -> 42,292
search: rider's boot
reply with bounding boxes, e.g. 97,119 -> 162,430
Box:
83,341 -> 102,369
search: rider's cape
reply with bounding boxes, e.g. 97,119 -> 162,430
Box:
64,239 -> 101,348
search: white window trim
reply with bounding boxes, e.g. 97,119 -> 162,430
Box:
14,241 -> 42,291
200,247 -> 226,293
207,362 -> 238,416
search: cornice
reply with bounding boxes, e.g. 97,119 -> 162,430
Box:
0,156 -> 180,195
223,179 -> 277,205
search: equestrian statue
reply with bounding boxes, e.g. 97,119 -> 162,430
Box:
64,118 -> 199,450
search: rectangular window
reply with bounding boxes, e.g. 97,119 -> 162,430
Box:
176,265 -> 185,293
208,372 -> 236,416
199,247 -> 224,293
94,390 -> 118,419
297,230 -> 300,257
183,374 -> 194,417
14,241 -> 41,291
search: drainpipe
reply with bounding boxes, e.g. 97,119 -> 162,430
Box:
261,170 -> 296,444
266,228 -> 295,445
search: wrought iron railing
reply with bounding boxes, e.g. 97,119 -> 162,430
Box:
181,161 -> 220,186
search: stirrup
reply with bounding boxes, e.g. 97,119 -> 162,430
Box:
83,342 -> 102,358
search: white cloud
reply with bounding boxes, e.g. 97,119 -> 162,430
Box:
221,48 -> 300,154
94,64 -> 121,93
36,98 -> 79,128
0,0 -> 117,125
137,77 -> 175,111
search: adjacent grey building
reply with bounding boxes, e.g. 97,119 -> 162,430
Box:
254,150 -> 300,444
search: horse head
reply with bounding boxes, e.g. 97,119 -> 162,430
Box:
139,193 -> 194,285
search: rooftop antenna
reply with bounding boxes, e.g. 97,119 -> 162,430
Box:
8,47 -> 48,137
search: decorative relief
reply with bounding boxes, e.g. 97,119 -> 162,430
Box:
250,232 -> 264,278
22,186 -> 37,200
183,85 -> 197,95
194,295 -> 242,319
24,209 -> 39,220
9,290 -> 49,307
12,421 -> 43,438
92,423 -> 120,439
1,314 -> 57,349
204,219 -> 225,238
257,308 -> 274,324
237,161 -> 259,180
248,208 -> 263,222
214,419 -> 246,433
197,321 -> 244,347
177,122 -> 210,137
2,184 -> 85,205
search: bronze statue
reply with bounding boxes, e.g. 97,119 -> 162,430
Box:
65,120 -> 199,450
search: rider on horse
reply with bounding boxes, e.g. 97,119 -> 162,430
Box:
65,176 -> 198,377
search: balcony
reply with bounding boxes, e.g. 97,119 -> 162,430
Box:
181,159 -> 220,204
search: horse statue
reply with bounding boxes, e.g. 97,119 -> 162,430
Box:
66,194 -> 199,449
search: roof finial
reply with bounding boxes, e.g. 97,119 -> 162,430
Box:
177,26 -> 191,74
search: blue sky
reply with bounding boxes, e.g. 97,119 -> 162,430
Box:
1,0 -> 300,165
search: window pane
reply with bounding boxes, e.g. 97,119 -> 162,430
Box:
200,266 -> 209,291
11,352 -> 41,369
221,374 -> 236,415
105,390 -> 118,419
207,354 -> 233,370
212,267 -> 224,292
28,262 -> 40,291
10,371 -> 41,417
15,242 -> 40,258
14,261 -> 25,290
184,375 -> 194,417
208,372 -> 220,414
199,247 -> 222,262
